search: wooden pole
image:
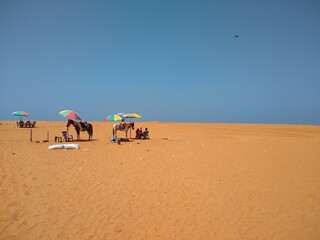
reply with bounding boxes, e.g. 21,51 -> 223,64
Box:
30,129 -> 32,142
47,131 -> 49,142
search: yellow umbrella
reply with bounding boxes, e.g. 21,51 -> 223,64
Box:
104,114 -> 124,122
121,113 -> 142,119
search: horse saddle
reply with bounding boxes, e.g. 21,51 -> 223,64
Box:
81,122 -> 89,131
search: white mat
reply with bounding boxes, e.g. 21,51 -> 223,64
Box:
48,144 -> 80,150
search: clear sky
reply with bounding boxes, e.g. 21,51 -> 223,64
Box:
1,0 -> 320,124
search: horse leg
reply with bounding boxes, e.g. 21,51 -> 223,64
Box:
88,129 -> 92,140
91,126 -> 93,140
89,126 -> 93,140
76,127 -> 80,140
113,128 -> 117,140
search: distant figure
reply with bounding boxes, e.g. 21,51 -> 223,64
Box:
135,127 -> 142,139
18,120 -> 24,128
62,131 -> 73,142
25,121 -> 31,128
234,35 -> 239,38
141,128 -> 149,140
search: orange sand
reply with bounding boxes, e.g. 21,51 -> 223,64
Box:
1,121 -> 320,240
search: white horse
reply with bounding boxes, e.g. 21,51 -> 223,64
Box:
112,122 -> 135,139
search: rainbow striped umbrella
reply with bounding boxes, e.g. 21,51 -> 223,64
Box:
12,111 -> 30,121
59,110 -> 82,121
104,114 -> 124,122
12,111 -> 30,117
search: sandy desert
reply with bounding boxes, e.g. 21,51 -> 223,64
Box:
1,121 -> 320,240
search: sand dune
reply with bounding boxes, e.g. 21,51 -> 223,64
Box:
1,121 -> 320,240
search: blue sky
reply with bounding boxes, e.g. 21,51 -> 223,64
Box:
1,0 -> 320,124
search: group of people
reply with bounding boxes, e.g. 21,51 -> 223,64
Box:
135,127 -> 149,139
17,120 -> 36,128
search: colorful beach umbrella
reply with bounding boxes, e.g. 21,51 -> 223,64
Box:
59,110 -> 82,121
12,111 -> 30,117
12,111 -> 30,121
122,113 -> 142,119
104,114 -> 124,122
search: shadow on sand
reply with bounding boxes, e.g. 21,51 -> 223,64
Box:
73,139 -> 98,142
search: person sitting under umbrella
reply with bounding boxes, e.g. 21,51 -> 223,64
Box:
18,120 -> 24,128
135,127 -> 142,139
141,128 -> 149,140
25,121 -> 31,128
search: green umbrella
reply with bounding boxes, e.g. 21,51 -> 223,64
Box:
104,114 -> 124,122
12,111 -> 30,121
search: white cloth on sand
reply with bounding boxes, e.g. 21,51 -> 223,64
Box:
48,144 -> 80,150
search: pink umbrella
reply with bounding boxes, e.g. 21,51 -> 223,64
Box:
59,110 -> 82,121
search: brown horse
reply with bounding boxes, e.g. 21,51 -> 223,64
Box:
113,122 -> 134,139
66,119 -> 93,140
